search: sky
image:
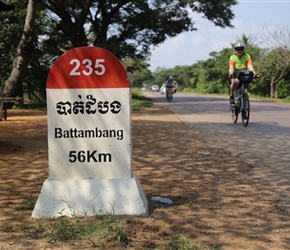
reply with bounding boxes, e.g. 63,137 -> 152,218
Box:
149,0 -> 290,71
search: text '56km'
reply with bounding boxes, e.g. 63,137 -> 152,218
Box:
68,150 -> 112,163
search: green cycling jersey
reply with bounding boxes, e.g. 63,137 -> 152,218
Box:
229,53 -> 253,73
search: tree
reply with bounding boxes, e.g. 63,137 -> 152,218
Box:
2,0 -> 37,98
3,0 -> 237,99
257,47 -> 290,98
236,33 -> 257,47
40,0 -> 237,60
0,0 -> 18,89
122,57 -> 152,88
258,26 -> 290,99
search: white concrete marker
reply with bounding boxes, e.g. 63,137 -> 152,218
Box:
32,47 -> 148,218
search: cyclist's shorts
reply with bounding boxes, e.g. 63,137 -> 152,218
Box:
166,84 -> 173,88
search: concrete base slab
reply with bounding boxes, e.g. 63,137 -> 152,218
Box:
32,173 -> 148,218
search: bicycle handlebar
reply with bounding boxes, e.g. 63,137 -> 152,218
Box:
228,73 -> 261,79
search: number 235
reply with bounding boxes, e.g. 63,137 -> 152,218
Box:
69,59 -> 106,76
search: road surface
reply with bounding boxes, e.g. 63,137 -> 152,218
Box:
144,91 -> 290,211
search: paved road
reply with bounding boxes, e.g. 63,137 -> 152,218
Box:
144,91 -> 290,210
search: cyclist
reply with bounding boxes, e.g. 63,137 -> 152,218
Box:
165,75 -> 174,98
228,43 -> 259,104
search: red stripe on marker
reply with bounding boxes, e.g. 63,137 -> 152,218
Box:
47,47 -> 130,89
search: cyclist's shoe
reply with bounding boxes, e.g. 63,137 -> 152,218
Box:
229,95 -> 235,104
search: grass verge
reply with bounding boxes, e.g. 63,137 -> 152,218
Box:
132,88 -> 153,111
12,196 -> 211,249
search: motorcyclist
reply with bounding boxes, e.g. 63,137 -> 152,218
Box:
165,75 -> 174,98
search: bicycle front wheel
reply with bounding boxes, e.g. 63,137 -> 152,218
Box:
241,93 -> 250,127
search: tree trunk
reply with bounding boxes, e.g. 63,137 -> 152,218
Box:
275,82 -> 278,99
270,78 -> 275,99
3,0 -> 37,99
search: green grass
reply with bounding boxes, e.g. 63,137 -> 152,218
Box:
41,214 -> 210,249
15,196 -> 38,210
131,88 -> 153,111
13,197 -> 211,249
165,234 -> 209,250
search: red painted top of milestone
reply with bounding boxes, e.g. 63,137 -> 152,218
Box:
47,47 -> 130,89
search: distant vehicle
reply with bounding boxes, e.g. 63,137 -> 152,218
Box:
151,85 -> 159,92
160,84 -> 166,94
173,81 -> 179,93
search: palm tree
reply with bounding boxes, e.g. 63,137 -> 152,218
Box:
237,33 -> 257,48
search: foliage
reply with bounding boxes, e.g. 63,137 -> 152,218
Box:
255,47 -> 290,98
123,57 -> 153,88
39,0 -> 237,60
0,0 -> 48,100
277,79 -> 290,98
0,0 -> 26,86
0,0 -> 237,101
150,32 -> 290,100
2,1 -> 290,101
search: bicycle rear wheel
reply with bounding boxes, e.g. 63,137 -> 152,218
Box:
167,90 -> 172,102
241,93 -> 250,127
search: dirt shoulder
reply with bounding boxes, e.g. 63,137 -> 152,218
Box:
0,106 -> 290,249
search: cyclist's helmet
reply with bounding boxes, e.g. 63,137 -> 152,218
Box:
234,43 -> 244,50
169,75 -> 173,79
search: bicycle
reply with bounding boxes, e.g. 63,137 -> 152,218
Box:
230,70 -> 256,127
166,86 -> 173,102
